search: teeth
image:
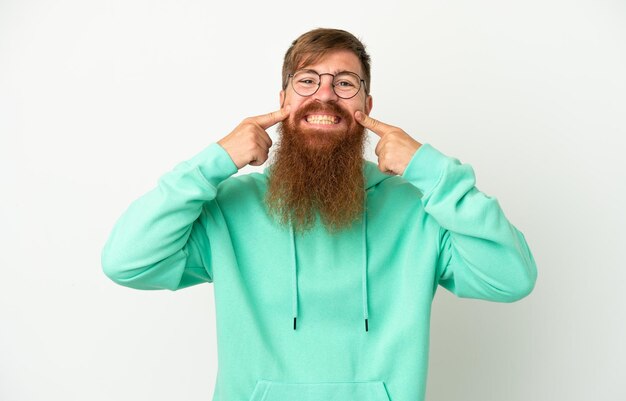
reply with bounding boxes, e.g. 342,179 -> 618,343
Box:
306,115 -> 339,124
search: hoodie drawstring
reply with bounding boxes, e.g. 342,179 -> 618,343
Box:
290,223 -> 298,330
290,197 -> 369,332
362,204 -> 369,332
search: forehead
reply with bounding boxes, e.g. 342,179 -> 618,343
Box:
297,50 -> 363,76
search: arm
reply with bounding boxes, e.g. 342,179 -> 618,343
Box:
402,144 -> 537,302
101,143 -> 238,290
102,108 -> 290,290
355,111 -> 537,302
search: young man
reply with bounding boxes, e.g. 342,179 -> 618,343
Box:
102,28 -> 537,401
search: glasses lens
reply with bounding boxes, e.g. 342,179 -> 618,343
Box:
292,71 -> 320,96
290,70 -> 363,99
333,72 -> 361,98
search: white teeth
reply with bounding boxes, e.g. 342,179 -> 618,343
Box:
306,115 -> 339,124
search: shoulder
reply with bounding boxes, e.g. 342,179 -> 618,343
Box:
216,171 -> 268,204
365,160 -> 424,200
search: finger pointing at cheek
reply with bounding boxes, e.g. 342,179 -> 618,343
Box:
218,107 -> 291,169
355,111 -> 422,176
355,111 -> 393,138
253,106 -> 291,130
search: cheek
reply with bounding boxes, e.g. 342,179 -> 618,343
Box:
288,99 -> 311,121
283,91 -> 302,108
344,98 -> 365,113
343,103 -> 361,121
288,115 -> 300,126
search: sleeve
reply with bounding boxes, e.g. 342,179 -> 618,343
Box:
401,143 -> 538,302
101,143 -> 238,290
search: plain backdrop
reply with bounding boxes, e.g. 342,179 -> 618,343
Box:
1,0 -> 625,400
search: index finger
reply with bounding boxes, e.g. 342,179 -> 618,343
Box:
253,106 -> 291,129
355,111 -> 393,137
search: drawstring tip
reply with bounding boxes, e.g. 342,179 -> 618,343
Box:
365,319 -> 369,332
293,317 -> 297,330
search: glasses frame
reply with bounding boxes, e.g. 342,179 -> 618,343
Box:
287,69 -> 367,99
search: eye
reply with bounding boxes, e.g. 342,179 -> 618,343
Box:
334,73 -> 360,89
293,71 -> 320,87
335,80 -> 356,87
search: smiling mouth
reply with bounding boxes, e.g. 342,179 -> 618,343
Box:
305,114 -> 340,125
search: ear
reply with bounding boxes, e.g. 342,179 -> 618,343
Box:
365,95 -> 373,115
280,90 -> 285,108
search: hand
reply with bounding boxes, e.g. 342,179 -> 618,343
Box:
355,111 -> 422,175
218,107 -> 291,169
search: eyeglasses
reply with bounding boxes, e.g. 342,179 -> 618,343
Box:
287,69 -> 367,99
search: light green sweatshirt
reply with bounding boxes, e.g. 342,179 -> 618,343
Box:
102,142 -> 537,401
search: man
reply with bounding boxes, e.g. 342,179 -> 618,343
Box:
102,28 -> 537,401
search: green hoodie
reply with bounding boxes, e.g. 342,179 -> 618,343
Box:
102,142 -> 537,401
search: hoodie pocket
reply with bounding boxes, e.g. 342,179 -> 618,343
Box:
248,379 -> 391,401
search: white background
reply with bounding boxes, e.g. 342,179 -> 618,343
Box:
1,0 -> 625,400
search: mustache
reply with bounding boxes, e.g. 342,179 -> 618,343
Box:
293,101 -> 352,123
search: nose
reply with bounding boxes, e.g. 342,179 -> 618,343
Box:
313,74 -> 339,102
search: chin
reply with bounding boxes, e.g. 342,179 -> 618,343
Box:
301,127 -> 349,148
300,135 -> 337,151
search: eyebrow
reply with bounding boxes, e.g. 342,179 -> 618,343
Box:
297,68 -> 360,76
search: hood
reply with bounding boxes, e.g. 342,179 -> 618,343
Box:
363,159 -> 393,189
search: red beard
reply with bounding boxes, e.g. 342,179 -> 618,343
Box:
265,102 -> 367,233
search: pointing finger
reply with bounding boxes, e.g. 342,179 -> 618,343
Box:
355,111 -> 393,137
253,106 -> 291,129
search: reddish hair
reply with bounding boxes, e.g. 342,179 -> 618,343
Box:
282,28 -> 371,94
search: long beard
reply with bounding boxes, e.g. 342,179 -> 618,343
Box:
265,102 -> 367,233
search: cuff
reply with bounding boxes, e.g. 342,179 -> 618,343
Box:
187,142 -> 238,189
401,143 -> 450,196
